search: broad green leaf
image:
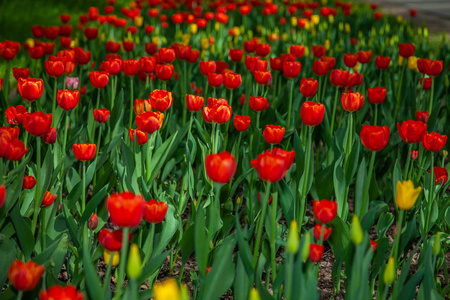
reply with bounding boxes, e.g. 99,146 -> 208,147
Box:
11,203 -> 34,260
0,234 -> 17,288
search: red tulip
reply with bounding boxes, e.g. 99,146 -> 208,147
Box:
249,96 -> 269,112
411,150 -> 418,160
122,59 -> 139,77
313,224 -> 332,241
39,285 -> 84,300
200,61 -> 216,76
422,132 -> 447,152
186,94 -> 204,112
42,191 -> 56,207
360,125 -> 390,151
89,71 -> 109,89
57,89 -> 79,111
309,243 -> 324,262
13,67 -> 30,81
74,48 -> 91,65
5,105 -> 27,125
368,87 -> 386,104
282,61 -> 301,79
149,89 -> 173,112
290,45 -> 305,58
229,49 -> 243,62
136,111 -> 164,134
129,128 -> 148,145
399,43 -> 415,58
270,58 -> 282,71
18,78 -> 44,102
357,50 -> 372,64
205,152 -> 237,184
330,69 -> 349,87
43,128 -> 57,144
145,42 -> 158,55
84,27 -> 98,40
322,56 -> 336,69
313,200 -> 337,223
341,92 -> 364,112
300,78 -> 318,98
99,229 -> 132,251
101,58 -> 122,75
420,77 -> 432,90
397,120 -> 427,143
23,175 -> 37,189
255,43 -> 271,57
243,40 -> 256,53
346,72 -> 363,88
251,148 -> 295,182
72,143 -> 96,161
224,72 -> 242,89
312,45 -> 326,58
415,111 -> 429,123
375,56 -> 390,69
263,125 -> 285,144
134,99 -> 152,115
87,213 -> 98,230
417,58 -> 443,77
0,184 -> 5,208
233,115 -> 251,132
202,98 -> 232,124
429,166 -> 448,185
28,46 -> 44,60
253,70 -> 272,86
23,112 -> 52,137
155,64 -> 174,81
208,73 -> 223,88
106,191 -> 145,228
312,60 -> 329,76
158,48 -> 175,63
8,260 -> 44,291
370,240 -> 377,252
343,53 -> 358,68
144,200 -> 168,223
301,101 -> 325,126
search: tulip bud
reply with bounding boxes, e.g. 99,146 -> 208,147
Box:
411,150 -> 418,161
383,257 -> 395,284
87,213 -> 98,230
433,232 -> 441,255
127,244 -> 142,279
287,221 -> 299,254
442,150 -> 448,159
351,215 -> 363,245
249,288 -> 261,300
104,250 -> 120,267
181,284 -> 190,300
301,232 -> 311,261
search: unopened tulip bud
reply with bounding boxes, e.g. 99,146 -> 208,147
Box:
181,284 -> 190,300
287,221 -> 299,254
126,244 -> 142,279
249,288 -> 261,300
301,232 -> 311,261
87,213 -> 98,230
433,232 -> 441,255
351,215 -> 363,245
383,257 -> 395,284
442,150 -> 448,159
411,150 -> 418,160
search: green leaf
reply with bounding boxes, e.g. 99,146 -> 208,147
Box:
0,234 -> 17,288
333,155 -> 346,218
149,131 -> 179,185
82,238 -> 104,300
197,237 -> 236,300
278,179 -> 294,224
180,225 -> 195,265
80,184 -> 109,226
355,157 -> 367,218
152,204 -> 178,258
138,250 -> 170,284
11,203 -> 34,260
195,206 -> 209,277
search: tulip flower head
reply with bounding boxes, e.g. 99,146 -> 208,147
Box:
313,200 -> 337,223
397,120 -> 427,143
72,143 -> 96,161
263,125 -> 285,144
422,132 -> 447,152
205,152 -> 237,184
8,260 -> 44,291
251,148 -> 295,182
395,180 -> 422,210
39,285 -> 84,300
106,191 -> 145,228
144,200 -> 168,223
360,125 -> 390,151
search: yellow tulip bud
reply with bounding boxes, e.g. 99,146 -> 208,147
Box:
25,38 -> 35,48
180,284 -> 190,300
201,38 -> 209,50
433,232 -> 441,255
152,36 -> 160,46
383,257 -> 395,284
325,39 -> 330,50
398,56 -> 404,67
304,46 -> 310,57
397,16 -> 403,23
104,250 -> 120,267
248,288 -> 261,300
301,232 -> 311,261
352,62 -> 360,73
100,33 -> 106,43
311,15 -> 320,25
288,16 -> 296,27
126,244 -> 142,279
328,15 -> 334,23
281,33 -> 289,42
190,24 -> 198,35
442,150 -> 448,158
351,215 -> 363,245
339,22 -> 344,31
408,56 -> 418,71
345,23 -> 351,33
424,27 -> 428,38
153,278 -> 181,300
134,16 -> 143,27
287,221 -> 299,254
214,22 -> 220,32
445,75 -> 450,88
321,0 -> 327,4
395,180 -> 422,210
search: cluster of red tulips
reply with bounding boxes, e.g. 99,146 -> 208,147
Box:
0,0 -> 449,299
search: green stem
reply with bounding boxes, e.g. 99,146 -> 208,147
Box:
320,75 -> 327,104
182,61 -> 187,125
392,209 -> 405,263
186,112 -> 194,145
270,185 -> 278,282
285,252 -> 294,300
428,77 -> 435,116
16,290 -> 23,300
31,137 -> 41,235
360,151 -> 376,219
51,78 -> 58,126
287,79 -> 295,130
145,134 -> 155,183
93,127 -> 102,186
424,153 -> 435,235
128,77 -> 134,129
378,69 -> 383,86
103,252 -> 115,294
298,127 -> 313,232
82,162 -> 86,214
114,227 -> 130,300
330,87 -> 339,133
143,223 -> 156,264
373,104 -> 378,126
395,62 -> 406,117
252,182 -> 272,269
403,144 -> 413,180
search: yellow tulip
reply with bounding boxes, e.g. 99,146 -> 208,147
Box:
134,16 -> 143,27
407,56 -> 418,71
395,180 -> 422,210
25,38 -> 35,48
201,38 -> 209,50
351,215 -> 363,244
104,250 -> 119,267
383,257 -> 395,284
311,15 -> 320,25
153,278 -> 181,300
190,24 -> 198,35
249,288 -> 261,300
126,244 -> 142,279
291,16 -> 298,27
